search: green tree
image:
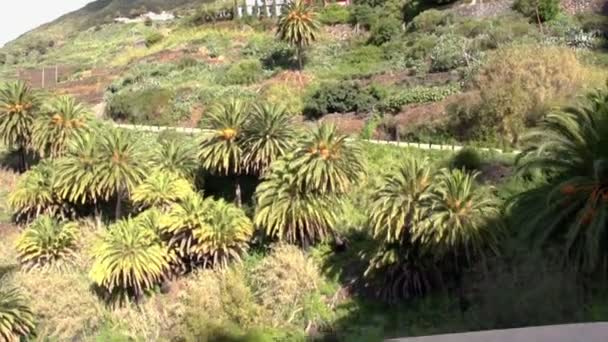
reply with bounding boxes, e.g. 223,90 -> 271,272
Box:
153,138 -> 198,180
90,218 -> 171,305
15,215 -> 79,270
198,99 -> 248,205
161,194 -> 253,270
242,103 -> 297,175
0,81 -> 39,171
31,96 -> 91,159
9,161 -> 64,221
291,123 -> 365,194
132,170 -> 194,210
512,87 -> 608,273
276,0 -> 320,70
55,133 -> 100,206
96,129 -> 148,218
254,160 -> 338,247
0,288 -> 35,341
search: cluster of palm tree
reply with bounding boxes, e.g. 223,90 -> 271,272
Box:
364,158 -> 502,302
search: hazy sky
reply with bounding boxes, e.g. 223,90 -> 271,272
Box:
0,0 -> 92,47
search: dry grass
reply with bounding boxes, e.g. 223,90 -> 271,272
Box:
250,244 -> 322,327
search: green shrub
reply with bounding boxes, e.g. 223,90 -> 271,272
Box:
221,59 -> 264,85
349,4 -> 377,30
369,17 -> 402,45
319,4 -> 351,25
513,0 -> 560,22
430,34 -> 467,72
260,84 -> 304,115
409,9 -> 453,33
106,88 -> 176,125
303,82 -> 385,118
379,84 -> 460,113
177,56 -> 201,70
261,44 -> 298,70
450,147 -> 482,171
343,45 -> 385,65
145,32 -> 164,48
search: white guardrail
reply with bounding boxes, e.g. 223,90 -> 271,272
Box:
114,123 -> 519,155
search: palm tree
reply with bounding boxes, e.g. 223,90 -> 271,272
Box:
95,129 -> 149,218
54,133 -> 100,206
198,99 -> 248,205
161,194 -> 253,270
15,215 -> 79,270
9,161 -> 64,221
364,157 -> 436,301
0,288 -> 35,341
0,81 -> 39,171
153,138 -> 198,180
291,123 -> 365,194
416,169 -> 501,262
132,170 -> 194,210
512,87 -> 608,273
31,95 -> 91,159
254,160 -> 338,247
90,218 -> 171,305
369,157 -> 434,244
276,0 -> 320,70
243,104 -> 297,176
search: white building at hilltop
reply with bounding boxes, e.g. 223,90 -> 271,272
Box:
115,11 -> 175,24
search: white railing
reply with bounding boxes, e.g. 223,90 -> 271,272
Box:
114,123 -> 519,154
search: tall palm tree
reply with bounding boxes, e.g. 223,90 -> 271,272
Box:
153,138 -> 198,180
364,157 -> 436,302
242,103 -> 297,176
132,170 -> 195,210
369,157 -> 434,244
161,194 -> 253,269
512,87 -> 608,273
198,99 -> 248,205
31,95 -> 91,159
55,133 -> 100,206
0,288 -> 35,341
291,123 -> 365,194
276,0 -> 320,70
90,218 -> 171,305
96,128 -> 149,218
416,169 -> 501,263
0,81 -> 39,171
254,160 -> 338,247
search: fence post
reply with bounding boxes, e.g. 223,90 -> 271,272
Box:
55,65 -> 58,84
41,67 -> 45,88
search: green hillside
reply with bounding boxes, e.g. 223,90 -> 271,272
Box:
0,0 -> 608,340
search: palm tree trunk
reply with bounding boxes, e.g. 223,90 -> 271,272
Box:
235,176 -> 242,208
115,189 -> 123,219
19,145 -> 27,172
94,203 -> 102,229
297,47 -> 303,71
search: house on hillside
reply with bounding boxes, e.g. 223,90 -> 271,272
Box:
236,0 -> 350,18
114,11 -> 175,24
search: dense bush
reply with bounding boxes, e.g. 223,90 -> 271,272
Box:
319,4 -> 351,25
261,44 -> 298,70
145,32 -> 164,48
349,4 -> 377,30
106,88 -> 177,125
513,0 -> 560,22
450,147 -> 482,171
430,34 -> 468,72
259,83 -> 304,115
369,17 -> 402,45
409,10 -> 453,33
221,59 -> 264,85
448,45 -> 594,144
303,82 -> 385,118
